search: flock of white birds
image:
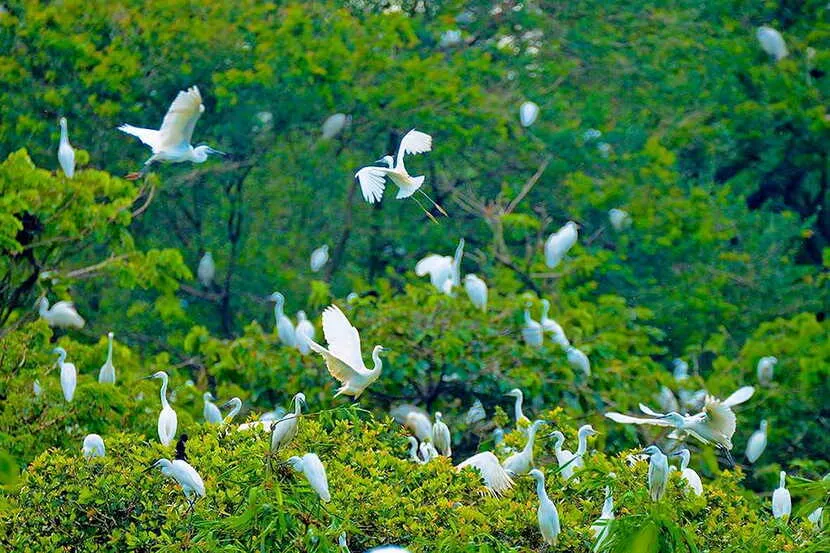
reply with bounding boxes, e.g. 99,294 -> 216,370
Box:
35,23 -> 823,551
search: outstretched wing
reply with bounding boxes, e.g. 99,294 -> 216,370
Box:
457,452 -> 514,496
118,124 -> 162,151
396,129 -> 432,167
639,403 -> 666,417
605,412 -> 674,427
159,86 -> 204,148
722,386 -> 754,408
320,304 -> 368,374
355,166 -> 389,203
308,339 -> 366,386
703,396 -> 737,440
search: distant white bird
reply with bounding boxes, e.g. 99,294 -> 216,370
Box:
529,469 -> 560,545
756,356 -> 778,387
757,26 -> 788,62
522,303 -> 544,348
53,347 -> 76,402
82,434 -> 105,458
550,431 -> 578,482
58,117 -> 75,178
287,453 -> 331,502
432,412 -> 452,457
566,346 -> 591,376
519,101 -> 540,128
308,304 -> 385,399
366,548 -> 411,553
415,239 -> 464,294
608,208 -> 631,231
591,486 -> 614,552
321,113 -> 349,139
39,297 -> 85,329
119,86 -> 224,179
197,252 -> 215,287
540,299 -> 569,347
572,424 -> 599,471
745,419 -> 768,464
505,388 -> 532,431
33,379 -> 42,397
419,439 -> 439,463
772,471 -> 791,519
672,358 -> 689,381
220,397 -> 242,423
310,245 -> 329,272
392,405 -> 433,442
147,371 -> 178,446
294,311 -> 316,355
271,392 -> 306,452
673,449 -> 703,496
456,451 -> 514,496
98,332 -> 116,384
502,420 -> 546,475
203,392 -> 223,424
439,29 -> 463,48
465,399 -> 487,425
463,274 -> 488,312
644,445 -> 669,501
544,221 -> 578,268
269,292 -> 296,347
152,458 -> 205,505
808,507 -> 824,529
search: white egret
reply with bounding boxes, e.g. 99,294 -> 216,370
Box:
572,424 -> 599,470
432,412 -> 452,457
673,449 -> 703,496
151,458 -> 205,506
502,420 -> 546,475
147,371 -> 178,446
406,436 -> 424,464
419,438 -> 439,463
310,245 -> 329,272
39,297 -> 85,328
294,311 -> 316,355
672,358 -> 689,381
203,392 -> 223,424
463,274 -> 488,312
308,304 -> 385,399
58,117 -> 75,178
220,397 -> 242,424
528,469 -> 560,545
82,434 -> 105,458
772,471 -> 791,519
197,252 -> 215,288
505,388 -> 532,431
756,356 -> 778,387
644,445 -> 669,501
465,398 -> 487,425
456,451 -> 514,496
608,208 -> 631,231
757,26 -> 788,61
321,113 -> 349,139
540,299 -> 569,347
544,221 -> 578,268
98,332 -> 116,384
591,486 -> 614,552
391,405 -> 433,442
549,431 -> 577,481
415,239 -> 464,295
33,379 -> 42,397
522,304 -> 543,348
808,507 -> 824,529
745,419 -> 768,464
566,345 -> 591,376
271,392 -> 306,452
268,292 -> 296,347
287,453 -> 331,502
52,347 -> 76,402
119,86 -> 224,180
439,29 -> 463,48
519,101 -> 540,128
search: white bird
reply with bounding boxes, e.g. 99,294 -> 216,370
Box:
756,356 -> 778,387
203,392 -> 223,424
566,345 -> 591,376
33,379 -> 42,397
656,386 -> 680,414
98,332 -> 116,384
463,274 -> 488,312
287,453 -> 331,502
644,445 -> 669,501
197,252 -> 215,288
82,434 -> 105,458
505,388 -> 532,431
310,245 -> 330,272
39,297 -> 85,329
57,117 -> 75,178
415,239 -> 464,295
528,469 -> 560,545
672,358 -> 689,381
391,405 -> 433,442
308,304 -> 385,399
465,399 -> 487,425
544,221 -> 578,268
591,486 -> 614,552
321,113 -> 349,139
53,347 -> 76,402
148,371 -> 178,446
673,449 -> 703,496
550,431 -> 577,482
220,397 -> 242,424
456,451 -> 514,496
572,424 -> 599,471
540,299 -> 569,347
519,101 -> 540,128
419,439 -> 439,463
522,303 -> 543,348
294,311 -> 316,355
151,458 -> 205,505
406,436 -> 424,464
432,412 -> 452,457
366,548 -> 411,553
757,26 -> 788,62
608,208 -> 631,231
745,419 -> 768,464
502,420 -> 546,475
271,393 -> 306,452
119,86 -> 224,179
269,292 -> 296,347
808,507 -> 824,529
772,471 -> 791,519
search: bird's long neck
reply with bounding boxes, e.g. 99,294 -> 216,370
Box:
541,301 -> 549,321
534,477 -> 548,501
106,335 -> 113,363
60,120 -> 69,145
273,302 -> 284,321
228,402 -> 241,419
514,395 -> 523,421
294,399 -> 303,416
56,350 -> 66,365
523,424 -> 539,453
159,375 -> 170,409
524,309 -> 533,325
779,472 -> 786,488
39,299 -> 49,317
602,487 -> 614,517
370,349 -> 383,374
576,431 -> 589,456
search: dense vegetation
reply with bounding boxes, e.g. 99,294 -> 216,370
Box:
0,1 -> 828,551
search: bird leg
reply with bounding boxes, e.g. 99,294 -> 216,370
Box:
411,196 -> 440,224
418,189 -> 448,217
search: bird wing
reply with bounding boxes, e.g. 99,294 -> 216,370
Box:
175,460 -> 206,496
457,452 -> 514,496
158,86 -> 204,148
703,396 -> 737,440
722,386 -> 754,408
638,403 -> 666,417
396,129 -> 432,167
118,124 -> 162,150
355,166 -> 390,203
415,255 -> 451,277
313,304 -> 369,377
604,412 -> 674,427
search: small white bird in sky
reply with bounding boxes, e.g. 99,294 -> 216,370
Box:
544,221 -> 578,268
745,419 -> 768,464
294,311 -> 316,355
308,304 -> 385,399
82,434 -> 105,458
147,371 -> 178,446
197,252 -> 215,288
519,101 -> 540,127
550,431 -> 577,482
644,445 -> 669,501
287,453 -> 331,502
529,469 -> 560,545
522,303 -> 544,348
505,388 -> 532,431
772,471 -> 791,519
151,458 -> 205,506
673,449 -> 703,496
566,346 -> 591,376
98,332 -> 116,384
502,419 -> 546,475
415,239 -> 464,295
608,208 -> 631,231
271,392 -> 306,452
57,117 -> 75,178
203,392 -> 223,424
39,297 -> 85,329
53,347 -> 76,402
756,356 -> 777,387
540,299 -> 569,347
456,451 -> 514,496
269,292 -> 296,347
119,85 -> 224,180
463,274 -> 488,312
757,26 -> 788,62
432,412 -> 452,457
310,245 -> 329,272
591,485 -> 614,552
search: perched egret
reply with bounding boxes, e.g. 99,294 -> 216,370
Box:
310,245 -> 330,272
463,274 -> 488,312
287,453 -> 331,502
502,420 -> 546,475
519,101 -> 540,128
392,405 -> 433,442
33,379 -> 42,397
672,358 -> 689,381
505,388 -> 532,431
321,113 -> 349,139
608,208 -> 631,231
456,451 -> 514,496
147,371 -> 178,446
151,458 -> 205,506
544,221 -> 578,268
465,399 -> 487,425
756,356 -> 778,387
82,434 -> 105,458
757,26 -> 788,61
673,449 -> 703,496
572,424 -> 599,470
745,419 -> 768,464
39,297 -> 85,329
772,471 -> 791,519
549,431 -> 576,481
98,332 -> 116,384
52,347 -> 76,402
58,117 -> 75,178
439,29 -> 463,48
203,392 -> 222,424
308,304 -> 385,399
197,252 -> 215,288
268,292 -> 296,347
119,86 -> 224,179
522,303 -> 543,348
540,299 -> 569,347
591,486 -> 614,552
432,412 -> 452,457
566,346 -> 591,376
644,445 -> 669,501
419,438 -> 439,463
271,393 -> 306,452
221,397 -> 242,423
528,469 -> 560,545
294,311 -> 316,355
415,239 -> 464,294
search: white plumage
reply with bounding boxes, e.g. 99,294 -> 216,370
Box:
203,392 -> 223,424
540,299 -> 569,347
673,449 -> 703,496
529,469 -> 560,545
355,129 -> 433,203
550,431 -> 577,482
33,379 -> 42,397
197,252 -> 215,287
53,347 -> 76,402
756,356 -> 777,386
294,311 -> 316,355
505,388 -> 531,430
82,434 -> 105,458
271,393 -> 306,452
463,274 -> 488,312
310,245 -> 329,272
644,445 -> 669,501
415,239 -> 464,295
287,453 -> 331,502
391,405 -> 433,442
772,471 -> 791,519
757,26 -> 788,62
522,304 -> 543,348
432,412 -> 452,457
269,292 -> 296,347
502,420 -> 546,475
456,451 -> 514,496
608,208 -> 631,231
591,486 -> 614,552
149,371 -> 178,446
321,113 -> 349,139
98,332 -> 116,384
220,397 -> 242,424
519,101 -> 540,128
673,358 -> 689,381
566,346 -> 591,376
58,117 -> 75,178
153,458 -> 205,502
745,419 -> 768,464
544,221 -> 578,268
39,297 -> 85,329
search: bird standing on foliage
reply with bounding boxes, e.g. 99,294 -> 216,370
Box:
672,358 -> 689,381
756,356 -> 777,387
287,453 -> 331,502
39,297 -> 85,329
757,26 -> 788,61
220,397 -> 242,424
197,252 -> 215,288
456,451 -> 514,496
294,311 -> 315,355
572,424 -> 599,471
82,434 -> 105,458
147,371 -> 178,446
549,431 -> 577,481
502,420 -> 546,476
415,239 -> 464,295
310,245 -> 329,272
591,485 -> 615,552
98,332 -> 116,384
522,304 -> 544,348
644,445 -> 669,501
58,117 -> 75,178
540,299 -> 569,347
529,469 -> 560,545
271,392 -> 306,452
463,274 -> 488,312
392,405 -> 433,442
150,458 -> 205,507
203,392 -> 222,424
268,292 -> 296,347
745,419 -> 768,464
505,388 -> 532,431
53,347 -> 76,402
566,345 -> 591,376
772,471 -> 791,519
544,221 -> 578,268
432,412 -> 452,457
673,449 -> 703,496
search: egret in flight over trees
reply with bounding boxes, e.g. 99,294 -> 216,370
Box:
519,101 -> 540,127
119,86 -> 224,180
456,451 -> 514,496
502,420 -> 546,476
308,304 -> 385,399
772,471 -> 791,519
540,299 -> 569,347
745,419 -> 768,464
464,274 -> 488,312
39,297 -> 85,329
673,448 -> 703,496
522,303 -> 544,348
757,26 -> 788,61
197,252 -> 215,288
432,412 -> 452,457
505,388 -> 532,431
82,434 -> 105,458
644,445 -> 669,501
310,245 -> 329,272
268,292 -> 296,347
203,392 -> 222,424
544,221 -> 578,268
287,453 -> 331,502
271,392 -> 306,452
53,347 -> 76,402
529,469 -> 560,545
294,311 -> 315,355
150,458 -> 205,507
146,371 -> 178,446
98,332 -> 116,384
756,356 -> 777,387
58,117 -> 75,178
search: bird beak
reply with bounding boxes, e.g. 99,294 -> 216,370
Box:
220,400 -> 234,408
142,463 -> 157,473
208,147 -> 226,156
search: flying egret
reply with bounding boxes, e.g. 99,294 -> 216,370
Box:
294,311 -> 316,355
197,252 -> 215,288
147,371 -> 178,446
52,347 -> 76,402
33,379 -> 42,397
502,420 -> 546,475
673,449 -> 703,496
119,86 -> 224,180
321,113 -> 349,139
566,346 -> 591,376
308,304 -> 385,399
745,419 -> 768,464
39,297 -> 85,328
82,434 -> 105,458
456,451 -> 514,496
220,397 -> 242,424
528,469 -> 560,545
268,292 -> 296,347
550,431 -> 577,481
310,245 -> 329,272
391,405 -> 433,442
608,208 -> 631,231
287,453 -> 331,502
98,332 -> 116,384
672,358 -> 689,381
505,388 -> 532,431
522,303 -> 544,348
544,221 -> 578,268
463,274 -> 488,312
657,386 -> 680,414
57,117 -> 75,178
271,392 -> 306,452
415,239 -> 464,295
540,299 -> 569,347
519,101 -> 540,128
203,392 -> 223,424
591,486 -> 614,552
756,356 -> 777,387
644,445 -> 669,501
757,26 -> 788,61
772,471 -> 791,519
432,412 -> 452,457
151,458 -> 205,507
